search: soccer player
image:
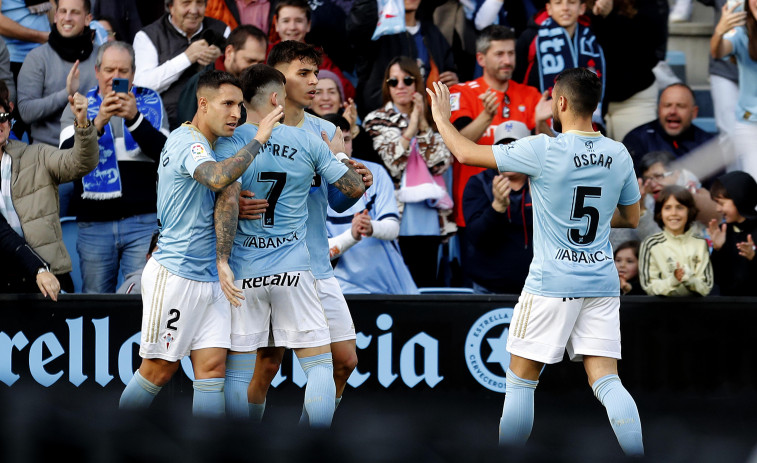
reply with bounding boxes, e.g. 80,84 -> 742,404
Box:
226,41 -> 372,423
427,68 -> 644,456
118,70 -> 283,417
214,64 -> 365,427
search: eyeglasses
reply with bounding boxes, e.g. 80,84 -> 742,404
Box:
0,113 -> 11,123
386,76 -> 416,88
642,171 -> 673,183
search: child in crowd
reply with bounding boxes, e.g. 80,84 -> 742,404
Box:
639,185 -> 713,296
614,240 -> 644,295
707,171 -> 757,296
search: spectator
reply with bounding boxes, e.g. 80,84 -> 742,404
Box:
116,231 -> 159,294
622,83 -> 715,168
59,41 -> 169,294
92,16 -> 118,43
177,24 -> 267,123
431,0 -> 478,83
0,92 -> 98,294
17,0 -> 98,146
133,0 -> 230,129
639,185 -> 713,296
269,0 -> 355,101
363,56 -> 454,287
0,0 -> 51,80
515,0 -> 605,127
325,114 -> 418,295
588,0 -> 668,141
614,240 -> 644,295
92,1 -> 142,43
205,0 -> 271,33
711,0 -> 757,181
462,121 -> 533,294
707,171 -> 757,296
347,0 -> 459,117
0,213 -> 60,300
448,24 -> 550,239
309,69 -> 383,169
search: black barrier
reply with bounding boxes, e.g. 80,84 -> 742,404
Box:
1,294 -> 756,396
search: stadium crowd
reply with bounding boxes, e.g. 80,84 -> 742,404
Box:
0,0 -> 756,299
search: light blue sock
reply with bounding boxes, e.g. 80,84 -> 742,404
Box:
298,394 -> 342,426
119,370 -> 161,410
248,400 -> 266,422
224,353 -> 256,419
192,378 -> 225,418
592,374 -> 644,457
499,368 -> 539,447
298,353 -> 336,428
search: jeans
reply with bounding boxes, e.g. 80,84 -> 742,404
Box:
77,213 -> 158,293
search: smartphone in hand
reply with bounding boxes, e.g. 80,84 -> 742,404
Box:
112,78 -> 129,94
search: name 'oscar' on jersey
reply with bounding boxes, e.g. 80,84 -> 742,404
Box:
215,122 -> 348,279
492,131 -> 640,297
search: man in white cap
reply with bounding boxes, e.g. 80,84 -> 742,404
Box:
461,120 -> 533,294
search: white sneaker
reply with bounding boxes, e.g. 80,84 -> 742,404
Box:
669,0 -> 692,23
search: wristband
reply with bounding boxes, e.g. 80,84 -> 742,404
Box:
335,152 -> 349,162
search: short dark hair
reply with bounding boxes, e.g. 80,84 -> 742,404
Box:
475,25 -> 515,54
227,25 -> 267,51
322,113 -> 349,133
614,240 -> 640,259
554,67 -> 602,118
654,185 -> 698,231
240,64 -> 286,107
274,0 -> 311,21
267,40 -> 322,69
0,80 -> 10,112
197,70 -> 242,95
638,151 -> 675,177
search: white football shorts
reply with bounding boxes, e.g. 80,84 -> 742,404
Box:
139,258 -> 231,361
506,292 -> 621,364
316,276 -> 356,343
230,270 -> 331,351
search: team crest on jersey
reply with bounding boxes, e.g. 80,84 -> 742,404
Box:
163,332 -> 174,350
449,93 -> 461,112
190,143 -> 209,162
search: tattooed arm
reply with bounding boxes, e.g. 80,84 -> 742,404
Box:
332,164 -> 366,199
193,139 -> 262,192
215,181 -> 244,306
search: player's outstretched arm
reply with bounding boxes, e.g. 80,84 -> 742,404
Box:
332,166 -> 366,199
215,182 -> 245,307
194,105 -> 284,192
426,82 -> 497,169
611,201 -> 641,229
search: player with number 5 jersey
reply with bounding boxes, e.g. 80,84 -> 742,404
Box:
427,68 -> 644,457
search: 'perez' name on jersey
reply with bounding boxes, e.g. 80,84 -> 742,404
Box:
262,141 -> 298,160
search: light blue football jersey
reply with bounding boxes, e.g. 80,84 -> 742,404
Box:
492,131 -> 640,297
724,27 -> 757,121
299,113 -> 344,279
152,124 -> 219,281
215,122 -> 349,279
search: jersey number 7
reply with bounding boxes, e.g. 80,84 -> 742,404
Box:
258,172 -> 287,227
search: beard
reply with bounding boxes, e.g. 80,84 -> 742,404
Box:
552,116 -> 562,134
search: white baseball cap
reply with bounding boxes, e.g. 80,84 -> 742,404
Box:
493,120 -> 531,144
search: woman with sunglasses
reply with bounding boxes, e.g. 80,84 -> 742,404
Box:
363,56 -> 454,288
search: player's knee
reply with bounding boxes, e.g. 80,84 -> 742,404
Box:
257,357 -> 282,383
140,359 -> 180,386
333,350 -> 358,379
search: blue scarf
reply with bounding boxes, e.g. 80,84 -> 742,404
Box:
534,15 -> 605,122
81,86 -> 163,199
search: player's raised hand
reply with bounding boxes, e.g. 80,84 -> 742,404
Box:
322,127 -> 346,154
238,190 -> 268,220
346,158 -> 373,189
736,234 -> 755,260
218,260 -> 244,307
707,219 -> 726,250
426,81 -> 452,124
254,104 -> 284,145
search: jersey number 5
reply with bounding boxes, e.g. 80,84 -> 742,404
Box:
258,172 -> 287,227
568,186 -> 601,246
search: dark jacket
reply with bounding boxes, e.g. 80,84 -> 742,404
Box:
347,0 -> 457,118
462,170 -> 533,294
0,214 -> 49,293
623,119 -> 715,171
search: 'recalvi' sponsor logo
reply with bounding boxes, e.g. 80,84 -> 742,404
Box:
464,308 -> 513,393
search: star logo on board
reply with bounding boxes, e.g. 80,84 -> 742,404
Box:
464,308 -> 514,393
486,328 -> 511,371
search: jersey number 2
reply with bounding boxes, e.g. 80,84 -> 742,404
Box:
258,172 -> 287,227
568,186 -> 601,246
